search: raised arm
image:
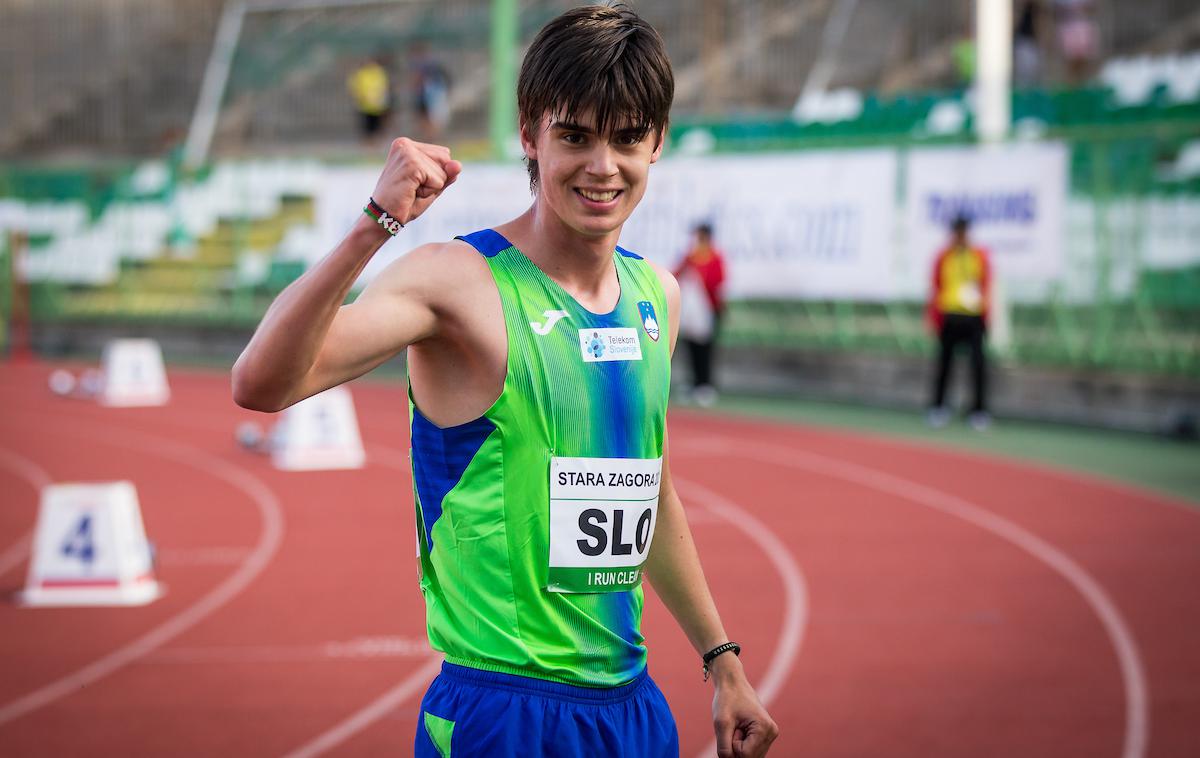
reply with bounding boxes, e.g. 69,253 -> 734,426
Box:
231,138 -> 461,412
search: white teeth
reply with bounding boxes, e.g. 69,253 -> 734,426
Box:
579,189 -> 618,202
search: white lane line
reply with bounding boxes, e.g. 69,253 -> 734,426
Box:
678,436 -> 1150,758
0,421 -> 286,726
275,443 -> 441,758
0,448 -> 54,490
365,444 -> 812,758
144,636 -> 432,664
157,547 -> 255,566
0,535 -> 31,578
281,656 -> 444,758
673,476 -> 810,758
0,449 -> 54,577
737,414 -> 1200,518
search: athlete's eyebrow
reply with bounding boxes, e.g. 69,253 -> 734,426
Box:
551,121 -> 649,140
550,121 -> 596,134
613,125 -> 650,140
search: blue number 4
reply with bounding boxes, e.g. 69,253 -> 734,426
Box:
61,515 -> 95,564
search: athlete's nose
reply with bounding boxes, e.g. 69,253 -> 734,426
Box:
585,144 -> 618,178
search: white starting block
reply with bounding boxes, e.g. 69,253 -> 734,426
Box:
99,338 -> 170,407
271,385 -> 366,471
20,481 -> 163,607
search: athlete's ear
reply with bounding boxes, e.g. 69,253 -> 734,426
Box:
519,118 -> 538,161
649,126 -> 667,164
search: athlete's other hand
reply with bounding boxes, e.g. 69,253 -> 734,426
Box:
711,656 -> 778,757
371,138 -> 463,226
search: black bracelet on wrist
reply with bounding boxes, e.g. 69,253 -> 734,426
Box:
702,641 -> 741,681
363,196 -> 404,236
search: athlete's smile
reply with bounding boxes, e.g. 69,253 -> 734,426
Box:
574,187 -> 623,207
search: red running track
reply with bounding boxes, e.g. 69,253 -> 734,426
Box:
1,362 -> 1198,757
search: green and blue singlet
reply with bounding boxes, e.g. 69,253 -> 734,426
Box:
409,228 -> 671,688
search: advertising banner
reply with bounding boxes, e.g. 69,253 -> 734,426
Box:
314,151 -> 900,299
903,142 -> 1068,300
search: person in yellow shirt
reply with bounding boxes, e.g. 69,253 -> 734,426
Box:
926,214 -> 992,430
348,55 -> 393,144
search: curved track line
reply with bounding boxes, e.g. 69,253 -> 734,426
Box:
707,411 -> 1199,517
0,449 -> 53,490
280,445 -> 812,758
0,419 -> 286,727
275,444 -> 436,758
0,449 -> 53,577
679,436 -> 1150,758
672,476 -> 810,758
281,656 -> 444,758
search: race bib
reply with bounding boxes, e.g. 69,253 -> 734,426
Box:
548,456 -> 662,593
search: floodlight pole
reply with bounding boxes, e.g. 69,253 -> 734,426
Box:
183,1 -> 247,169
799,0 -> 860,104
184,0 -> 409,169
975,0 -> 1012,143
490,0 -> 518,159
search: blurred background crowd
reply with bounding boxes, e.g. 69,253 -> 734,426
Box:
1,0 -> 1197,436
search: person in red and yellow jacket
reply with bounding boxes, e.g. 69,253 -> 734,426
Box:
673,223 -> 727,406
927,214 -> 992,430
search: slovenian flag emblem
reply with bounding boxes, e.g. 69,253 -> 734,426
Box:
638,301 -> 660,342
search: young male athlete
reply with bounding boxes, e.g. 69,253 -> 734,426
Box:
233,6 -> 778,757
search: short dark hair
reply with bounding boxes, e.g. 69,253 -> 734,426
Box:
517,4 -> 674,191
695,222 -> 713,238
951,213 -> 971,233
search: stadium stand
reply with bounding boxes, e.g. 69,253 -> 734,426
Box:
1,0 -> 1197,425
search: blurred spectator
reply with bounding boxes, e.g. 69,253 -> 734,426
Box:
926,215 -> 992,430
347,54 -> 393,146
1054,0 -> 1098,85
409,41 -> 451,141
674,223 -> 727,407
1013,0 -> 1043,87
952,34 -> 977,89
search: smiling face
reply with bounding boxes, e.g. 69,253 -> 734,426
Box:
516,6 -> 674,235
521,110 -> 664,239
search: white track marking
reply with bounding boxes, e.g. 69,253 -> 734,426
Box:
673,476 -> 809,758
0,448 -> 53,489
273,443 -> 443,757
145,636 -> 432,664
376,442 -> 811,758
678,436 -> 1150,758
0,535 -> 31,578
281,656 -> 443,758
0,421 -> 285,726
156,547 -> 255,566
0,449 -> 53,576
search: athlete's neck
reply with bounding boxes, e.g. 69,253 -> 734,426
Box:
497,206 -> 622,311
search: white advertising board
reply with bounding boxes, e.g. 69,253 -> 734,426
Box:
313,151 -> 899,300
903,142 -> 1068,300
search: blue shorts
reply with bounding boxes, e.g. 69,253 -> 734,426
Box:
414,662 -> 679,757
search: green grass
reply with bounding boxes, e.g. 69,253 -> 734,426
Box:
704,394 -> 1200,506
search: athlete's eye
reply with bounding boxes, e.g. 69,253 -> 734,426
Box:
562,132 -> 586,145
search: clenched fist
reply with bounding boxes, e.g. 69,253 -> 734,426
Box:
371,138 -> 463,226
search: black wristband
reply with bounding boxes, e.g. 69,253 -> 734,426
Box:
702,641 -> 741,681
364,196 -> 404,236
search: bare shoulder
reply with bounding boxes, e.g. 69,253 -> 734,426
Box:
646,259 -> 680,305
364,238 -> 492,307
644,258 -> 681,353
371,239 -> 488,289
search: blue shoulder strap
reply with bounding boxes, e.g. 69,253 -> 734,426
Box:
455,229 -> 513,258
